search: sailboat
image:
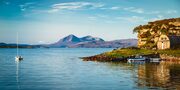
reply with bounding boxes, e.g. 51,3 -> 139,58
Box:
15,33 -> 23,61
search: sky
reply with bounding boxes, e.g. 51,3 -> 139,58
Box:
0,0 -> 180,44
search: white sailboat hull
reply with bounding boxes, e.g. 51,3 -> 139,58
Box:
15,56 -> 23,61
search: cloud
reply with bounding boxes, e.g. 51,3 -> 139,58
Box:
47,9 -> 59,13
105,21 -> 116,24
110,6 -> 120,10
49,2 -> 104,13
116,16 -> 147,23
124,7 -> 144,14
146,10 -> 178,15
96,14 -> 108,18
123,7 -> 178,15
116,15 -> 168,23
21,8 -> 26,11
19,2 -> 35,11
146,11 -> 160,14
5,2 -> 10,5
88,16 -> 97,20
166,10 -> 178,14
99,6 -> 120,10
148,15 -> 164,21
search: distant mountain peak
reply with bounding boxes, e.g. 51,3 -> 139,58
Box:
49,34 -> 137,48
61,34 -> 81,42
84,35 -> 93,37
81,35 -> 104,42
67,34 -> 76,37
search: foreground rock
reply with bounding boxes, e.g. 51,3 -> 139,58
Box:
82,54 -> 127,62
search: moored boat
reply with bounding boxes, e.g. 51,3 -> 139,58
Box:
127,55 -> 146,63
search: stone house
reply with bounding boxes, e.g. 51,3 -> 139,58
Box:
157,35 -> 180,49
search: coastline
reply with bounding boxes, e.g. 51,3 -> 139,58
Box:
81,48 -> 180,62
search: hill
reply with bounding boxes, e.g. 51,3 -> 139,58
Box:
48,34 -> 137,48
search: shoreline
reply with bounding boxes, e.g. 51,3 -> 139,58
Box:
81,48 -> 180,62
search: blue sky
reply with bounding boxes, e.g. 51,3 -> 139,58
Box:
0,0 -> 180,44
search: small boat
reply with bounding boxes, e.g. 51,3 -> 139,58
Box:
149,58 -> 160,63
15,32 -> 23,61
15,56 -> 23,61
127,55 -> 146,63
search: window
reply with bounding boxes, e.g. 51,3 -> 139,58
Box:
161,37 -> 167,40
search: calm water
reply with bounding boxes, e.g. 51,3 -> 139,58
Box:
0,48 -> 180,90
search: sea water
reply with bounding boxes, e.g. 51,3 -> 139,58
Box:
0,48 -> 180,90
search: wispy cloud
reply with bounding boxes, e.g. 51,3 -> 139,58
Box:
166,10 -> 178,14
123,7 -> 144,14
5,2 -> 10,5
96,14 -> 108,18
88,16 -> 97,21
99,6 -> 120,10
49,2 -> 104,13
19,2 -> 35,11
123,6 -> 178,15
146,11 -> 160,14
146,10 -> 178,15
148,15 -> 165,21
110,6 -> 120,10
47,9 -> 59,13
87,14 -> 109,21
2,1 -> 10,5
105,20 -> 116,24
116,16 -> 147,23
116,15 -> 168,24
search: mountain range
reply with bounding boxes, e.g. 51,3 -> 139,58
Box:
48,34 -> 137,48
0,34 -> 137,48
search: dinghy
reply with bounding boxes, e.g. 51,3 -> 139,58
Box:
127,55 -> 146,63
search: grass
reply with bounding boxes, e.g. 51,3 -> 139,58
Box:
103,48 -> 180,58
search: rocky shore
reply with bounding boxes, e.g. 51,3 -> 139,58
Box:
160,54 -> 180,61
82,54 -> 160,62
82,54 -> 128,62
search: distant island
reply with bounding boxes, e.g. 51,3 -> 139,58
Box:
0,34 -> 137,48
0,43 -> 43,48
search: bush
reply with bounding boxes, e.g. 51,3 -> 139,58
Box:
121,46 -> 140,50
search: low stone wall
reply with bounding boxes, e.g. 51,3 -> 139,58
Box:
160,54 -> 180,61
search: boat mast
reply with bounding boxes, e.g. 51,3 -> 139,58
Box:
17,32 -> 19,56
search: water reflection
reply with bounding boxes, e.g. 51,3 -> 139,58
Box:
106,61 -> 180,89
137,61 -> 180,89
15,60 -> 21,90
